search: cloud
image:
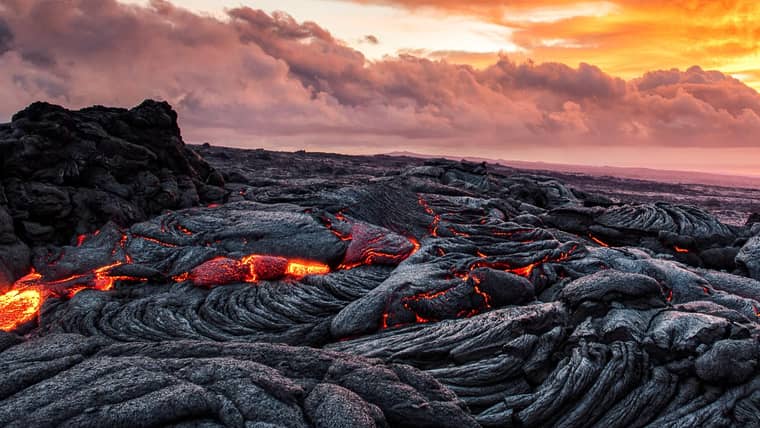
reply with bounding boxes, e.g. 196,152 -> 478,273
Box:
0,0 -> 759,168
0,17 -> 12,54
363,35 -> 379,44
342,1 -> 760,92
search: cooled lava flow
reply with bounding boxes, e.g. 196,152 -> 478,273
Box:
0,212 -> 422,332
418,196 -> 441,237
183,214 -> 420,288
460,243 -> 580,280
365,205 -> 585,331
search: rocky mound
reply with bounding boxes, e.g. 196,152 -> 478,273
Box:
0,101 -> 759,427
0,100 -> 226,286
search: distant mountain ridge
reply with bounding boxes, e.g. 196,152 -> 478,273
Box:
385,151 -> 760,189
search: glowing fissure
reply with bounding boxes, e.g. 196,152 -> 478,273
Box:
182,254 -> 332,288
589,234 -> 610,247
380,244 -> 580,330
0,215 -> 423,332
0,289 -> 42,332
324,213 -> 421,270
417,196 -> 441,237
0,260 -> 146,332
386,272 -> 493,330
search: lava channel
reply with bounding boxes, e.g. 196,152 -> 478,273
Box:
0,218 -> 423,332
177,255 -> 331,288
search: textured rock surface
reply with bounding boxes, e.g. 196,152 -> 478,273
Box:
0,100 -> 225,284
1,101 -> 759,427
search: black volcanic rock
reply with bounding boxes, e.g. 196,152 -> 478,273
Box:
0,100 -> 226,282
736,235 -> 760,280
0,334 -> 476,427
746,212 -> 760,226
1,102 -> 760,427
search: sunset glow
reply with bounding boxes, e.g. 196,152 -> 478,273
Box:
120,0 -> 760,90
1,0 -> 759,174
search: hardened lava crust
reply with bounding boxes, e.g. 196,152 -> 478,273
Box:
0,101 -> 759,427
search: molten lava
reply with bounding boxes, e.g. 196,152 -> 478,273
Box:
674,246 -> 689,253
0,214 -> 422,332
323,214 -> 420,270
12,262 -> 137,295
0,289 -> 42,331
418,196 -> 441,237
448,226 -> 471,237
185,255 -> 331,287
285,260 -> 332,277
378,245 -> 580,330
589,234 -> 610,247
385,272 -> 494,330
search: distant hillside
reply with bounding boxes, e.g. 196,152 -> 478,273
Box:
386,151 -> 760,189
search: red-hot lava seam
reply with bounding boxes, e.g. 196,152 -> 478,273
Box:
589,234 -> 610,247
176,255 -> 332,288
322,216 -> 352,241
385,273 -> 493,329
447,226 -> 471,237
176,224 -> 194,236
0,261 -> 145,332
379,245 -> 579,330
322,213 -> 421,269
417,196 -> 441,237
0,223 -> 423,332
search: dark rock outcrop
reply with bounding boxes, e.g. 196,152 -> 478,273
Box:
0,100 -> 225,282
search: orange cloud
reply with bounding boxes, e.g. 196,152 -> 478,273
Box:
1,0 -> 759,174
345,0 -> 760,90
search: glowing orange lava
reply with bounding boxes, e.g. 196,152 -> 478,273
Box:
376,235 -> 580,330
386,271 -> 495,330
418,196 -> 441,237
509,263 -> 537,277
285,260 -> 331,277
448,226 -> 470,237
1,216 -> 423,332
186,254 -> 332,287
176,225 -> 194,236
12,262 -> 135,295
0,289 -> 42,331
589,234 -> 610,247
674,246 -> 689,253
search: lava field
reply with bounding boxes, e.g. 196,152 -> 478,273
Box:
1,101 -> 759,427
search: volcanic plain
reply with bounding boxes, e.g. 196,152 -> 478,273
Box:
0,101 -> 759,427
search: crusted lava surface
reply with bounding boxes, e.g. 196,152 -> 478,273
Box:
1,101 -> 760,427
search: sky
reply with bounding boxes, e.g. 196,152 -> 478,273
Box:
1,0 -> 759,176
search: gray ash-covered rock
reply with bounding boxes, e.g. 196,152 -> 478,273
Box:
1,101 -> 759,427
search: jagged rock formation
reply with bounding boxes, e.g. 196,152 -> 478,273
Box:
0,101 -> 759,427
0,100 -> 225,288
